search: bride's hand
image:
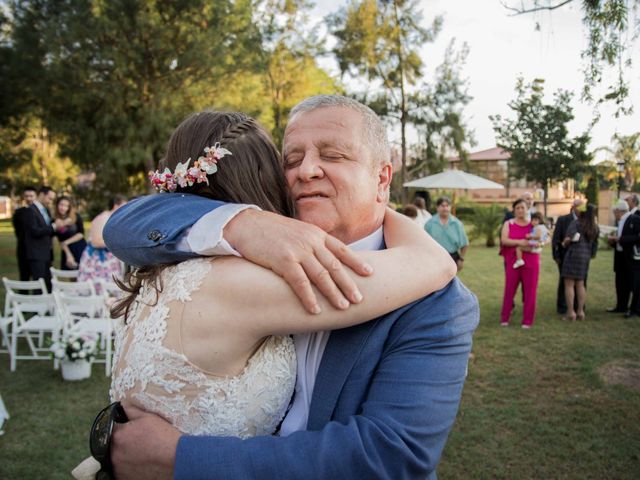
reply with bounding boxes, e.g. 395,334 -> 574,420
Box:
224,209 -> 373,314
111,404 -> 179,480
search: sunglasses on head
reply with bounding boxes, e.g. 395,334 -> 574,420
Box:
90,401 -> 129,480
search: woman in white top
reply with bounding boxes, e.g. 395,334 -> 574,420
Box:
109,111 -> 457,439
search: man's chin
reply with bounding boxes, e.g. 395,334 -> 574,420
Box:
295,210 -> 335,233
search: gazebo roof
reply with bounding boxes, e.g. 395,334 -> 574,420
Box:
449,147 -> 510,162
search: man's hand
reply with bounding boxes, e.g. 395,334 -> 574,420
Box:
224,209 -> 373,314
111,404 -> 180,480
456,259 -> 464,272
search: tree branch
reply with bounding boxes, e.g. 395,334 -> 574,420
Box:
501,0 -> 575,16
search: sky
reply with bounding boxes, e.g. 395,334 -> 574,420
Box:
312,0 -> 640,159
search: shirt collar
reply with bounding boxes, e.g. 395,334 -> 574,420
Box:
348,226 -> 384,252
33,200 -> 45,211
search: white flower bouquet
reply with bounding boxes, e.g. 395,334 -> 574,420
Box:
50,332 -> 98,362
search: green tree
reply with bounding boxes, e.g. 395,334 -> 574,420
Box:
5,0 -> 263,200
329,0 -> 442,203
257,0 -> 339,146
503,0 -> 639,114
606,132 -> 640,190
408,40 -> 474,178
490,78 -> 592,216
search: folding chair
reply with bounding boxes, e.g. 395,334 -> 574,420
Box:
9,292 -> 59,371
52,279 -> 96,296
50,267 -> 79,282
53,292 -> 114,377
1,278 -> 48,353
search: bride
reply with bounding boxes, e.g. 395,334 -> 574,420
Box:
107,110 -> 456,439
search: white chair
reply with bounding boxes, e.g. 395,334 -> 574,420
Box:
9,292 -> 59,371
50,267 -> 79,282
52,279 -> 96,296
53,292 -> 114,376
1,278 -> 48,353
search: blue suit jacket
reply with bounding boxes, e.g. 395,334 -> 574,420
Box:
104,194 -> 479,479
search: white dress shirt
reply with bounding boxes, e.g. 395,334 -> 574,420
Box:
184,210 -> 384,435
33,200 -> 51,225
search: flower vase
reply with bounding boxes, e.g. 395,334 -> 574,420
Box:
61,359 -> 92,381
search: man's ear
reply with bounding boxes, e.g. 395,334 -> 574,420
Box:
376,163 -> 393,203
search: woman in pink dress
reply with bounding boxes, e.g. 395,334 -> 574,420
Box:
499,198 -> 541,328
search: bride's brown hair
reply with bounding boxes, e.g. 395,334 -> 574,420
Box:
112,111 -> 294,321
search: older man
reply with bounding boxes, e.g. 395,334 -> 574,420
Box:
103,96 -> 478,479
607,199 -> 631,313
618,194 -> 640,317
425,196 -> 469,271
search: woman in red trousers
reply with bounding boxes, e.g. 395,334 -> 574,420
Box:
500,198 -> 540,328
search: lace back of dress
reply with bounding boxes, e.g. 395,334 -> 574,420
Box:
110,258 -> 296,438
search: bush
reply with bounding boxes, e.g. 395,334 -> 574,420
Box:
466,204 -> 504,247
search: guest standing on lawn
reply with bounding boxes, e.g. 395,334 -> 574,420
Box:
552,198 -> 583,314
499,198 -> 540,328
561,203 -> 599,321
606,200 -> 631,314
54,196 -> 87,270
12,186 -> 37,281
425,196 -> 469,272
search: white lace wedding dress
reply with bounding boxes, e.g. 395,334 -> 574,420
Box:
109,258 -> 296,438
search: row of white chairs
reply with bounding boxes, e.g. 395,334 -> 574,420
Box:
0,277 -> 123,376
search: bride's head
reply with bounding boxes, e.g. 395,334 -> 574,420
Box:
156,111 -> 294,217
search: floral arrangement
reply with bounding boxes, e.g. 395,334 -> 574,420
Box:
50,333 -> 98,362
149,142 -> 232,192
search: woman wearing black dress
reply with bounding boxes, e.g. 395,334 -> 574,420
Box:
561,203 -> 599,321
54,196 -> 87,270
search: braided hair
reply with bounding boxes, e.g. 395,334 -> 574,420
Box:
112,110 -> 294,321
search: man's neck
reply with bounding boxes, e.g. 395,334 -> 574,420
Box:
348,226 -> 384,251
439,214 -> 449,224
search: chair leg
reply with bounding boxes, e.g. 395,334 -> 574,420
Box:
10,328 -> 17,372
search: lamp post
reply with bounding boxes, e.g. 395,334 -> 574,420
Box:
617,160 -> 625,199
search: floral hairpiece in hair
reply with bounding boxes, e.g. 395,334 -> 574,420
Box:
149,143 -> 232,193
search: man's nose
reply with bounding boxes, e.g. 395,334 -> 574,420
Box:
297,154 -> 324,181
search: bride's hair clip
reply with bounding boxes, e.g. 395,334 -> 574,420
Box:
149,143 -> 232,193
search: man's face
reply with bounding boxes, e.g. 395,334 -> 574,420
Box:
437,201 -> 451,218
625,196 -> 636,210
22,190 -> 36,205
283,107 -> 391,244
39,191 -> 56,208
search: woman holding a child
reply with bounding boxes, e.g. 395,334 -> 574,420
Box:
499,198 -> 545,328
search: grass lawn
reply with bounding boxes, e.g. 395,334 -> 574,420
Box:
0,219 -> 639,479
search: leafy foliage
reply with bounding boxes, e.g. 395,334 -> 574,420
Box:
502,0 -> 639,115
490,78 -> 592,216
329,0 -> 443,202
408,40 -> 474,177
466,204 -> 504,247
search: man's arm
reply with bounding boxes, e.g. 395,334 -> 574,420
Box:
112,279 -> 479,480
551,216 -> 566,261
103,194 -> 373,313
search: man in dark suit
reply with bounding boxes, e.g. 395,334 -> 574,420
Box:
12,186 -> 37,281
552,198 -> 582,314
618,194 -> 640,317
22,186 -> 57,291
607,199 -> 632,313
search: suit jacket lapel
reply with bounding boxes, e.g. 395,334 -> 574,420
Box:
307,319 -> 378,430
30,204 -> 46,225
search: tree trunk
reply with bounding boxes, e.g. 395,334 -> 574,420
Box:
543,179 -> 549,218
